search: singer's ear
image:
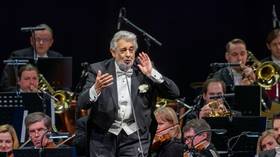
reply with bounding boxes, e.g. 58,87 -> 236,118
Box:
110,48 -> 116,58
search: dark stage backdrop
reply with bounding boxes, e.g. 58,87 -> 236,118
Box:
0,0 -> 277,104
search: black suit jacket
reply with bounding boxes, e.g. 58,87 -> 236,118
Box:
10,47 -> 63,58
78,58 -> 180,133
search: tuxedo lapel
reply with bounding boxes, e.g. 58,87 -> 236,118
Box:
131,72 -> 140,103
107,60 -> 118,108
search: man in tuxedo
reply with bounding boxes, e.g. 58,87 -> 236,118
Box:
78,30 -> 180,157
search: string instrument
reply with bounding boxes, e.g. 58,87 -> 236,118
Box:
45,140 -> 57,148
184,140 -> 208,157
151,133 -> 172,151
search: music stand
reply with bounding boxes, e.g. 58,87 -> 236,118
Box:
3,57 -> 72,91
13,147 -> 77,157
0,92 -> 52,143
234,85 -> 261,116
204,117 -> 266,157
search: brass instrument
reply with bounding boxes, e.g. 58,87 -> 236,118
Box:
38,74 -> 74,114
207,101 -> 230,117
247,51 -> 280,89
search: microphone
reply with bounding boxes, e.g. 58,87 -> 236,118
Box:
21,26 -> 46,32
209,93 -> 235,99
210,63 -> 240,68
46,131 -> 70,139
117,8 -> 124,30
245,131 -> 261,138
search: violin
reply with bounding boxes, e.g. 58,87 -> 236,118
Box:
184,140 -> 208,157
45,140 -> 57,148
151,133 -> 172,151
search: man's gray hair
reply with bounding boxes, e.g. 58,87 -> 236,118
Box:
110,30 -> 138,51
25,112 -> 52,130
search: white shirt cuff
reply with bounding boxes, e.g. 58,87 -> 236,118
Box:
89,84 -> 99,102
149,68 -> 164,83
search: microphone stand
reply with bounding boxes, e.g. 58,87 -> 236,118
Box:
227,131 -> 249,157
121,14 -> 162,53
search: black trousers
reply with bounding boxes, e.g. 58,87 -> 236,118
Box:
89,129 -> 150,157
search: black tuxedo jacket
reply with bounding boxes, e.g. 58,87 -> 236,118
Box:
78,58 -> 180,133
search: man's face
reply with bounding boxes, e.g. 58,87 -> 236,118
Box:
225,43 -> 247,71
0,132 -> 13,153
273,119 -> 280,139
28,120 -> 48,148
30,30 -> 53,56
203,82 -> 224,104
110,39 -> 136,69
184,128 -> 206,148
267,35 -> 280,60
18,70 -> 39,92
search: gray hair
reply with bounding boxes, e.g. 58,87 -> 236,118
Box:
110,30 -> 138,51
25,112 -> 52,131
183,118 -> 212,142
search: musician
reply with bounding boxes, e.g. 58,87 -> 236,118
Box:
211,38 -> 255,90
199,79 -> 230,118
151,107 -> 184,157
24,112 -> 55,148
0,23 -> 63,92
183,119 -> 220,157
0,124 -> 19,157
78,30 -> 180,157
272,113 -> 280,142
17,64 -> 39,92
256,129 -> 279,155
211,38 -> 271,110
262,28 -> 280,101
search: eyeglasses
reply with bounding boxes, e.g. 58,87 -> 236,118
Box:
35,38 -> 52,43
184,136 -> 194,142
29,128 -> 48,136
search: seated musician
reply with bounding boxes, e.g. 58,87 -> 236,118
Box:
24,112 -> 56,148
0,124 -> 19,157
210,38 -> 271,110
183,118 -> 220,157
151,107 -> 184,157
257,129 -> 280,157
17,64 -> 39,92
199,78 -> 240,118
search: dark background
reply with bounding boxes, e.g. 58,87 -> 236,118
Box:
0,0 -> 277,104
